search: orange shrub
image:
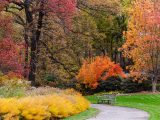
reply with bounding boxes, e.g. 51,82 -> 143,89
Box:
6,71 -> 23,79
77,56 -> 126,88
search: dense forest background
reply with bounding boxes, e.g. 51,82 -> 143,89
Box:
0,0 -> 159,94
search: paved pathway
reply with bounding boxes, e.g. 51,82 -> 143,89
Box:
87,104 -> 149,120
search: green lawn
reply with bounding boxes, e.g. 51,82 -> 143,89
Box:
86,95 -> 99,104
86,94 -> 160,120
64,108 -> 99,120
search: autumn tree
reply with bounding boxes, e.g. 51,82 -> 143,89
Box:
0,0 -> 76,84
76,56 -> 126,88
122,0 -> 160,92
76,0 -> 128,70
0,0 -> 126,87
0,38 -> 24,74
0,8 -> 24,75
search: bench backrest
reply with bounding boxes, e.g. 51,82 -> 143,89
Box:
97,94 -> 116,100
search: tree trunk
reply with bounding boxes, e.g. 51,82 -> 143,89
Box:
24,1 -> 36,85
102,49 -> 106,56
24,27 -> 29,79
26,1 -> 44,85
114,50 -> 117,63
110,39 -> 113,59
24,43 -> 29,78
152,77 -> 157,93
29,35 -> 37,86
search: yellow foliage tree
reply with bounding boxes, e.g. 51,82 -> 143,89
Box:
122,0 -> 160,92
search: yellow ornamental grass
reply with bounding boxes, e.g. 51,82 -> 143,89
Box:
0,98 -> 20,120
0,94 -> 90,120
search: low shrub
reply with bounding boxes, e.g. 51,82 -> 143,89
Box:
25,87 -> 61,96
77,76 -> 123,95
0,85 -> 26,98
0,90 -> 90,120
156,84 -> 160,91
0,72 -> 28,86
96,76 -> 122,92
78,76 -> 154,95
0,72 -> 90,119
121,78 -> 151,93
0,73 -> 30,98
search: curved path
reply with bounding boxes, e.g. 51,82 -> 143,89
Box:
87,104 -> 149,120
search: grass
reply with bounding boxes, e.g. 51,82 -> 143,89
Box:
63,108 -> 99,120
86,95 -> 99,104
86,94 -> 160,120
116,94 -> 160,120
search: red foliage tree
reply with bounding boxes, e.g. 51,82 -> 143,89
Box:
48,0 -> 76,29
0,38 -> 24,75
76,56 -> 126,88
49,0 -> 76,18
0,0 -> 76,83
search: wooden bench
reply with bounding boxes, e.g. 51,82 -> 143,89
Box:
97,94 -> 116,105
